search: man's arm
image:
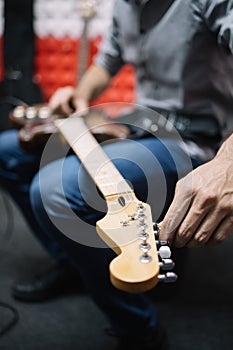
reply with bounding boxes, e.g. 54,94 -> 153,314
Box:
49,1 -> 124,116
160,134 -> 233,247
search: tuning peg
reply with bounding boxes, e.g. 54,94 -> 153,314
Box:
38,106 -> 51,119
159,258 -> 175,271
158,246 -> 171,259
158,272 -> 178,283
158,240 -> 168,246
153,222 -> 160,239
137,202 -> 145,214
139,242 -> 151,253
138,214 -> 146,223
13,105 -> 25,119
25,107 -> 37,120
137,201 -> 144,209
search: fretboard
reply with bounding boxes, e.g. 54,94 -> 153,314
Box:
55,116 -> 133,198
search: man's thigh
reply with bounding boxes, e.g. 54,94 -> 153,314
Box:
97,137 -> 193,219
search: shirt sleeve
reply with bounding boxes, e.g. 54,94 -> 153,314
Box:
202,0 -> 233,53
94,2 -> 125,76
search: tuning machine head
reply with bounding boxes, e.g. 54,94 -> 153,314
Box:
158,245 -> 171,259
158,272 -> 178,283
159,258 -> 175,271
153,222 -> 160,240
12,105 -> 26,119
153,222 -> 178,283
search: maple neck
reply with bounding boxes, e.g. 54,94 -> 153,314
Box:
77,19 -> 89,82
77,0 -> 97,82
56,116 -> 133,199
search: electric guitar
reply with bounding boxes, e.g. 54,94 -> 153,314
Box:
55,114 -> 177,293
8,0 -> 97,148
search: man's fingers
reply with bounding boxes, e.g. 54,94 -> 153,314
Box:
188,216 -> 233,247
159,197 -> 191,244
173,195 -> 219,247
48,86 -> 75,114
185,210 -> 225,247
60,101 -> 74,115
160,182 -> 192,244
206,216 -> 233,246
72,97 -> 88,115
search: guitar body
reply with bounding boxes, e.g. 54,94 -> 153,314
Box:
18,119 -> 58,152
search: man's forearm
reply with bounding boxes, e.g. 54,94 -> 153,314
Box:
73,64 -> 112,103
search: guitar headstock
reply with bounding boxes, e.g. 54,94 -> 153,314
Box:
96,196 -> 177,293
9,104 -> 53,128
9,104 -> 62,152
78,0 -> 96,20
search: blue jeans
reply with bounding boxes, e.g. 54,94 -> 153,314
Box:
0,129 -> 200,335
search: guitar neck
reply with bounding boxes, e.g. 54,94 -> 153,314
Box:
55,116 -> 133,199
77,1 -> 97,83
77,19 -> 89,83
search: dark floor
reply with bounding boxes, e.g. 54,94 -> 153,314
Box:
0,190 -> 233,350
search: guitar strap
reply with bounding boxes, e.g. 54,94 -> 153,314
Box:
0,0 -> 43,131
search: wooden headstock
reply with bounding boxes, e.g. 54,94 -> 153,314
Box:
78,0 -> 96,20
96,195 -> 160,293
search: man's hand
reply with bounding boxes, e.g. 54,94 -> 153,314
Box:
48,86 -> 88,115
160,135 -> 233,247
48,65 -> 111,116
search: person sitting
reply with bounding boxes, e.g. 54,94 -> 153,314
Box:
0,1 -> 233,349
